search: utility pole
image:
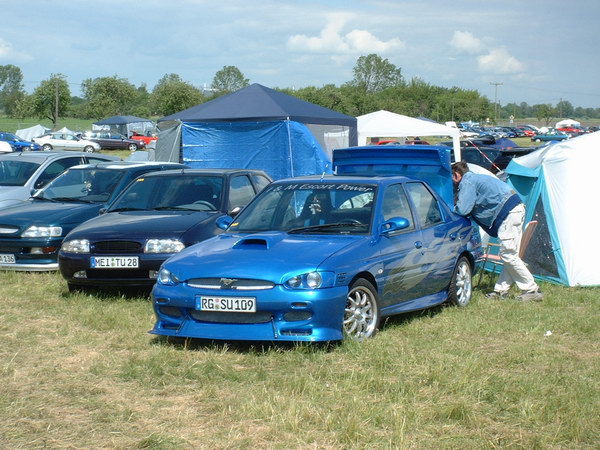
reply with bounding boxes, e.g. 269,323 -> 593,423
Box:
490,82 -> 502,124
54,78 -> 59,129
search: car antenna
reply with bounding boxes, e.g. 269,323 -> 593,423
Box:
320,164 -> 329,182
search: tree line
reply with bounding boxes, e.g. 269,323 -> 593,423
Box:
1,55 -> 598,129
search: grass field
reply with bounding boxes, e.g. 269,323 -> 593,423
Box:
0,270 -> 598,449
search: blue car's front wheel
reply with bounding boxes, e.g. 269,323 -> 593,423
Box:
344,279 -> 380,341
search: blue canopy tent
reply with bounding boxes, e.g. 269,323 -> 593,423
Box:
156,84 -> 357,180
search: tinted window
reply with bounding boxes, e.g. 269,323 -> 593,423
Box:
0,160 -> 39,186
36,157 -> 83,188
405,182 -> 443,227
382,184 -> 415,230
251,173 -> 271,192
229,175 -> 256,209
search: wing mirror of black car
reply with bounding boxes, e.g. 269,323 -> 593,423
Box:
229,206 -> 243,218
98,207 -> 108,215
380,217 -> 411,235
216,215 -> 234,230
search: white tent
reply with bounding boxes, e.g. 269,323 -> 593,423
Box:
357,110 -> 462,160
555,119 -> 581,128
505,131 -> 600,286
15,124 -> 50,141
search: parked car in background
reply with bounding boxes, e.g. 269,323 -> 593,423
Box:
556,126 -> 585,137
130,132 -> 157,146
0,161 -> 186,271
516,126 -> 536,137
0,151 -> 119,209
82,131 -> 145,151
532,129 -> 570,142
150,146 -> 482,342
33,132 -> 101,152
0,132 -> 42,152
59,169 -> 272,290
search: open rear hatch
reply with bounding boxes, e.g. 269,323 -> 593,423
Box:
333,145 -> 454,205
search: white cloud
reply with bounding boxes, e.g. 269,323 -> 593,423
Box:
0,37 -> 32,62
450,31 -> 485,54
478,48 -> 525,74
287,14 -> 404,56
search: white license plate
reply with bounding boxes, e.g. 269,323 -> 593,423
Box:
195,295 -> 256,313
0,253 -> 15,264
90,256 -> 139,269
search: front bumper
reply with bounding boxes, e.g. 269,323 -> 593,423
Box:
0,237 -> 62,271
59,252 -> 171,287
150,283 -> 349,342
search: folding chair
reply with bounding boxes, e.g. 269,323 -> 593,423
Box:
477,220 -> 538,285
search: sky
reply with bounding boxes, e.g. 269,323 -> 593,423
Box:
3,0 -> 600,109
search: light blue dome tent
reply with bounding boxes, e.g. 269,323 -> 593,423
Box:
154,84 -> 357,180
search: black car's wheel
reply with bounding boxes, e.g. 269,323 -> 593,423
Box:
344,279 -> 380,340
447,256 -> 473,307
83,145 -> 94,153
42,144 -> 52,151
127,143 -> 138,152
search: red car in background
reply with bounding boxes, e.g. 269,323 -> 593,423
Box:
557,126 -> 584,137
130,132 -> 158,145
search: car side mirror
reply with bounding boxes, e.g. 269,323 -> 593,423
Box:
229,206 -> 243,218
98,208 -> 108,215
380,217 -> 410,235
216,215 -> 234,230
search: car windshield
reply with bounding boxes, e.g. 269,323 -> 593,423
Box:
108,174 -> 224,212
36,168 -> 125,203
0,160 -> 40,186
230,182 -> 375,234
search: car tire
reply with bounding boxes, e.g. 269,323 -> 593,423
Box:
127,143 -> 138,152
344,278 -> 380,340
534,138 -> 541,143
447,256 -> 472,307
83,145 -> 95,153
42,144 -> 52,151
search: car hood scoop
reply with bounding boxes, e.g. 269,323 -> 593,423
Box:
232,237 -> 270,249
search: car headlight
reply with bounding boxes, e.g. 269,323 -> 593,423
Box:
61,239 -> 90,253
21,226 -> 62,238
157,268 -> 180,286
144,239 -> 185,254
284,271 -> 335,290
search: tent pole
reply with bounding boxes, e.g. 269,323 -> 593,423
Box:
286,118 -> 294,177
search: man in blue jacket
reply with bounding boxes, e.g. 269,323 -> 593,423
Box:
452,162 -> 542,301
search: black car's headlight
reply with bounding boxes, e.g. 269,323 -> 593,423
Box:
61,239 -> 90,253
21,226 -> 62,238
144,239 -> 185,254
157,268 -> 180,286
284,271 -> 335,290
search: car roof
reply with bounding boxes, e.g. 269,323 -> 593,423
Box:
137,168 -> 271,178
272,174 -> 414,185
0,151 -> 119,163
68,161 -> 187,171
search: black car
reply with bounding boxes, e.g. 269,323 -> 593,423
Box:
58,168 -> 272,290
83,131 -> 145,151
0,161 -> 186,272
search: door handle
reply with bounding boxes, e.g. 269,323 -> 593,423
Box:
414,241 -> 422,249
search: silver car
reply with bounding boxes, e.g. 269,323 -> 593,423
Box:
33,132 -> 101,152
0,151 -> 120,209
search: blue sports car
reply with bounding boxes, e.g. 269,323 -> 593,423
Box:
150,146 -> 482,342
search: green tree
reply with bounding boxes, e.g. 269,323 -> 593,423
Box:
31,74 -> 71,128
556,99 -> 574,118
211,66 -> 249,95
81,76 -> 137,120
151,74 -> 204,116
534,104 -> 556,126
349,54 -> 403,93
0,64 -> 25,116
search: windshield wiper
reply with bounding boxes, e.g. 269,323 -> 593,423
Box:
50,197 -> 95,203
152,206 -> 191,211
288,222 -> 366,234
109,207 -> 147,212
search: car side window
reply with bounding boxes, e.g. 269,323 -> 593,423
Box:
251,174 -> 271,193
382,184 -> 414,231
229,175 -> 256,209
405,182 -> 443,227
35,157 -> 83,189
